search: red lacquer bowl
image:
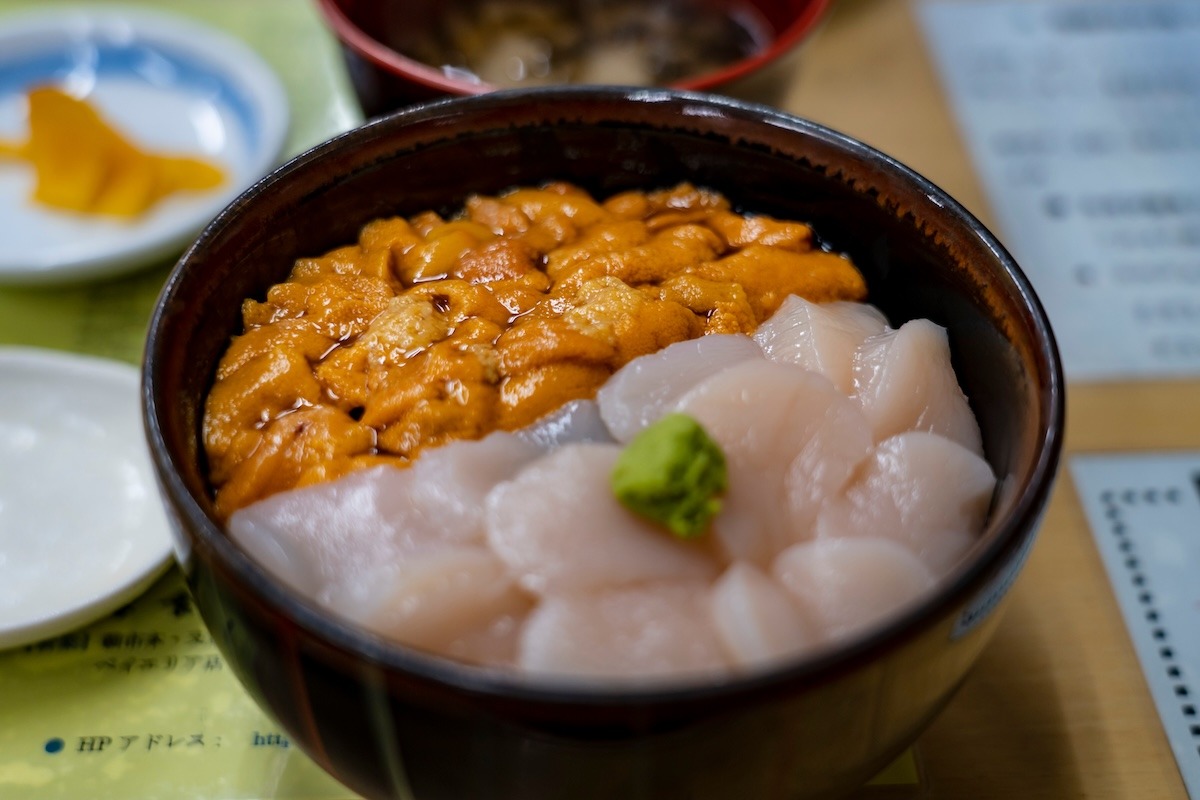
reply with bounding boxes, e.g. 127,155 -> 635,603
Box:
316,0 -> 832,115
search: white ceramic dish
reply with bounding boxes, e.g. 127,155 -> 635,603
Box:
0,6 -> 288,284
0,347 -> 175,649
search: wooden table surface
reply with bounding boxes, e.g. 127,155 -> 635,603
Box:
776,2 -> 1199,797
3,2 -> 1189,797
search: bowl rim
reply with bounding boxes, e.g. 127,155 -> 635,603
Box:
313,0 -> 834,98
144,85 -> 1065,709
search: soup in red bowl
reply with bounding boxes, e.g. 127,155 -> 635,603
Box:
316,0 -> 832,115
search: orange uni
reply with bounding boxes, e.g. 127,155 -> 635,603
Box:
203,182 -> 867,517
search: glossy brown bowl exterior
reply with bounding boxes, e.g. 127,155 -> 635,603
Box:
316,0 -> 832,117
144,88 -> 1063,800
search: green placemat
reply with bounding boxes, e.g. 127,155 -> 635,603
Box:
0,3 -> 363,797
0,571 -> 357,799
0,0 -> 363,366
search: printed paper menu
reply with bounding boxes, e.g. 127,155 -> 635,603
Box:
0,569 -> 357,799
919,1 -> 1200,382
1072,453 -> 1200,799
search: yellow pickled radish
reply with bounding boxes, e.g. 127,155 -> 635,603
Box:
3,86 -> 224,218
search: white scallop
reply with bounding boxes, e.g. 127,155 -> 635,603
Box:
754,295 -> 889,394
597,333 -> 762,443
228,431 -> 543,599
772,537 -> 935,642
331,546 -> 530,653
852,319 -> 983,454
815,431 -> 995,573
384,432 -> 546,540
517,398 -> 614,448
228,465 -> 409,599
674,359 -> 873,565
710,562 -> 816,669
518,583 -> 730,681
484,443 -> 717,595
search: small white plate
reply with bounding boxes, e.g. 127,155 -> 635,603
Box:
0,347 -> 175,649
0,6 -> 289,284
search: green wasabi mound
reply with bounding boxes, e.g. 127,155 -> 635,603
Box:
610,413 -> 728,539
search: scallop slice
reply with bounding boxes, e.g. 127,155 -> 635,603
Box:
754,295 -> 889,394
710,562 -> 816,670
444,611 -> 528,669
597,333 -> 762,443
815,431 -> 996,574
852,319 -> 983,454
518,583 -> 730,681
517,398 -> 614,448
485,443 -> 718,595
329,546 -> 531,654
376,431 -> 546,545
772,537 -> 935,642
674,359 -> 873,565
784,390 -> 876,538
228,464 -> 413,598
227,431 -> 544,599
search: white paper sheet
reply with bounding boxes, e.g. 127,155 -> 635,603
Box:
1072,453 -> 1200,797
919,1 -> 1200,382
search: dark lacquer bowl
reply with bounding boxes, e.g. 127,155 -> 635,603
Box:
315,0 -> 832,116
143,87 -> 1063,800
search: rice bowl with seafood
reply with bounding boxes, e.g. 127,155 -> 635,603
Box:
143,87 -> 1063,800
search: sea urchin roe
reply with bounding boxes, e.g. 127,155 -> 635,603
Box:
0,86 -> 224,218
203,182 -> 867,517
